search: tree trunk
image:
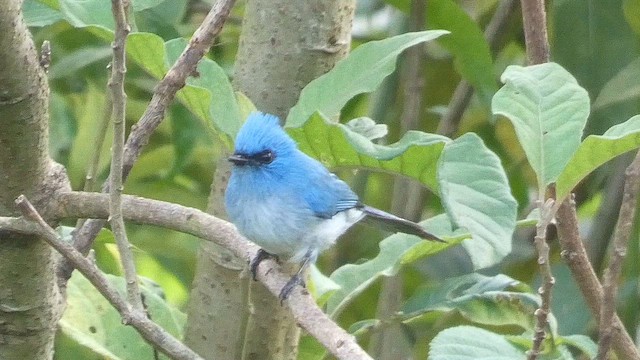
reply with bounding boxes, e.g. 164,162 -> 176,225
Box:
0,1 -> 65,358
184,1 -> 355,358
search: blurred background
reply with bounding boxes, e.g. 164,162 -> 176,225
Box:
24,0 -> 640,355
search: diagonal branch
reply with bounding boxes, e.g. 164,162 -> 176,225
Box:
597,150 -> 640,359
4,190 -> 373,359
60,0 -> 237,282
14,195 -> 203,360
53,191 -> 372,359
556,196 -> 640,360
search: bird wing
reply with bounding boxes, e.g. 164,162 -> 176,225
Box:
300,165 -> 360,219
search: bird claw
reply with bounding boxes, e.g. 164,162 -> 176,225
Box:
279,274 -> 305,304
250,249 -> 278,281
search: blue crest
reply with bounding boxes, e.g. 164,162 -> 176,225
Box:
233,112 -> 296,156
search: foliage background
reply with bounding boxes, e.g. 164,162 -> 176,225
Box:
21,0 -> 640,358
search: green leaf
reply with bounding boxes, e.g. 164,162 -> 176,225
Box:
22,0 -> 63,27
308,264 -> 340,307
125,33 -> 241,142
26,0 -> 168,29
556,115 -> 640,200
127,32 -> 167,79
402,274 -> 538,331
57,272 -> 185,360
286,30 -> 449,127
624,0 -> 640,36
49,46 -> 113,80
557,335 -> 597,358
427,0 -> 497,107
59,0 -> 114,29
287,113 -> 449,192
344,117 -> 388,140
437,133 -> 517,269
165,38 -> 241,140
492,63 -> 590,187
326,230 -> 451,318
593,57 -> 640,110
429,326 -> 526,360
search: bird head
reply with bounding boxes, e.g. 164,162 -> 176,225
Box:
229,112 -> 297,168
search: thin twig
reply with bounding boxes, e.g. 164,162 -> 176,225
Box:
108,0 -> 143,311
14,195 -> 203,360
527,198 -> 557,360
62,0 -> 237,281
597,151 -> 640,359
519,0 -> 554,358
556,196 -> 640,360
46,191 -> 373,359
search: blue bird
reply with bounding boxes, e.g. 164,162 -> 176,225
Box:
225,112 -> 443,301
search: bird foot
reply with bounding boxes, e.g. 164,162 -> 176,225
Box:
250,249 -> 279,281
279,274 -> 305,304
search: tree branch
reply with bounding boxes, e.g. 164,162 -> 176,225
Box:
108,0 -> 143,312
519,0 -> 549,64
52,191 -> 372,360
597,151 -> 640,359
14,195 -> 204,360
61,0 -> 237,281
556,196 -> 640,360
527,199 -> 556,360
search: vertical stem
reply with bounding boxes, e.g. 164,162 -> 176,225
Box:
527,199 -> 556,360
108,0 -> 143,311
519,1 -> 553,358
519,0 -> 549,64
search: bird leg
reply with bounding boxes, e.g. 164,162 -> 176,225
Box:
279,249 -> 314,303
250,249 -> 279,281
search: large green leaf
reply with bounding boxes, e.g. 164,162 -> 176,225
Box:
427,0 -> 497,107
285,30 -> 449,127
438,133 -> 517,269
492,63 -> 590,187
326,216 -> 455,318
287,113 -> 449,191
165,38 -> 242,140
556,115 -> 640,200
125,33 -> 241,142
593,57 -> 640,110
23,0 -> 167,28
402,274 -> 538,331
57,272 -> 186,360
429,326 -> 526,360
22,0 -> 63,27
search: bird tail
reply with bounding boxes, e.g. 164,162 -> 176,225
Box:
360,206 -> 444,242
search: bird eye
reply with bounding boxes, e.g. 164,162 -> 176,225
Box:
255,150 -> 274,164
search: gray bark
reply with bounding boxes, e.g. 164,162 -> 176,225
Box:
184,0 -> 355,358
0,1 -> 65,358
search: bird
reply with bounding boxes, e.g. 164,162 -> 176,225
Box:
224,112 -> 443,301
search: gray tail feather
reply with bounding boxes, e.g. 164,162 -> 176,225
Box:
360,206 -> 444,242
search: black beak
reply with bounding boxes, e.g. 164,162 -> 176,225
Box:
228,153 -> 250,165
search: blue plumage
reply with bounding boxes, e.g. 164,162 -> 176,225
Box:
225,112 -> 441,301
